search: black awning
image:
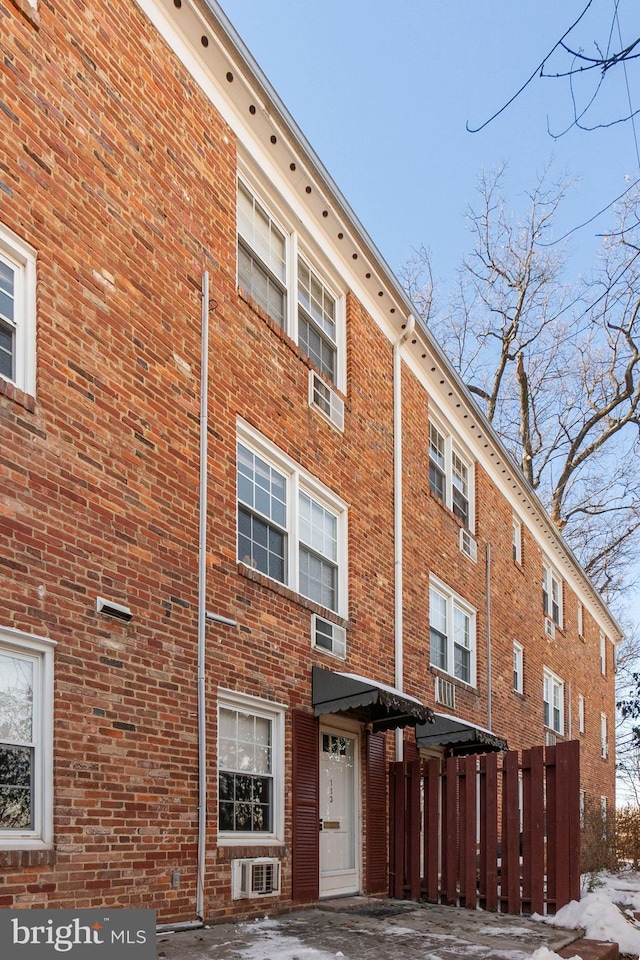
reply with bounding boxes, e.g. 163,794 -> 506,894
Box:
415,713 -> 507,755
312,665 -> 435,732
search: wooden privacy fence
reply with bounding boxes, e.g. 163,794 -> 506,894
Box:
389,740 -> 580,915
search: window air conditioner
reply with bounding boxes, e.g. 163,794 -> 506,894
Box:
312,614 -> 346,658
309,371 -> 344,431
545,731 -> 557,747
435,676 -> 456,710
231,858 -> 281,900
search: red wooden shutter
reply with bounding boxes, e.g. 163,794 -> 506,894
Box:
292,710 -> 319,902
366,731 -> 388,893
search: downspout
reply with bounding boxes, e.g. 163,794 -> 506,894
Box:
196,271 -> 211,923
393,314 -> 415,762
486,543 -> 492,731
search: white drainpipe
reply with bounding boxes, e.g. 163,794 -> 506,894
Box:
393,314 -> 415,762
196,271 -> 211,922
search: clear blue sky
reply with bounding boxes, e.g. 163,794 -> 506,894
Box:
216,0 -> 639,286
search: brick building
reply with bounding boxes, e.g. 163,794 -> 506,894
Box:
1,0 -> 620,923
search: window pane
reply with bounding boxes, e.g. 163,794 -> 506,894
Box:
0,654 -> 34,743
430,627 -> 447,671
299,493 -> 337,561
238,244 -> 286,327
237,508 -> 286,582
237,445 -> 286,527
429,589 -> 447,636
454,645 -> 470,683
298,311 -> 336,383
0,746 -> 33,829
429,461 -> 445,500
0,260 -> 14,325
298,258 -> 336,339
429,424 -> 445,470
299,546 -> 337,611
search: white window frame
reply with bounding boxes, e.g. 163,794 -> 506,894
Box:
600,633 -> 607,676
428,416 -> 475,531
512,516 -> 522,564
0,223 -> 36,397
0,627 -> 55,850
578,694 -> 585,734
217,689 -> 285,846
236,176 -> 345,392
429,576 -> 477,687
542,559 -> 563,628
236,421 -> 348,618
577,602 -> 584,639
513,641 -> 524,694
543,667 -> 564,735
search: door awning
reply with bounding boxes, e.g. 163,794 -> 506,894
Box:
415,713 -> 508,755
312,665 -> 435,732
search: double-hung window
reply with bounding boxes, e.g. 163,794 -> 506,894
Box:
429,579 -> 476,686
0,223 -> 36,396
218,690 -> 285,842
542,560 -> 563,627
543,668 -> 564,735
428,420 -> 474,529
578,694 -> 585,734
237,424 -> 347,617
600,633 -> 607,676
600,713 -> 608,759
0,628 -> 54,849
237,179 -> 343,391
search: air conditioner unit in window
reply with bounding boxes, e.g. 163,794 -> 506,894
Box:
231,858 -> 281,900
544,617 -> 556,640
312,614 -> 346,658
435,676 -> 455,710
545,731 -> 557,747
309,370 -> 344,431
459,528 -> 477,562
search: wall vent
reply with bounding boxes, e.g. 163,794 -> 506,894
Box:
309,370 -> 344,431
232,858 -> 281,900
312,614 -> 346,659
435,676 -> 455,710
544,618 -> 556,640
459,528 -> 478,562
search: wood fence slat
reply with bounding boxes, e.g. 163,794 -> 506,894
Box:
546,744 -> 557,912
445,756 -> 459,904
503,750 -> 521,914
408,759 -> 421,900
462,755 -> 477,909
528,746 -> 545,916
480,752 -> 499,912
424,758 -> 440,903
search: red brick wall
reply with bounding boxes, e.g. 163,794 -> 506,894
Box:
0,0 -> 616,922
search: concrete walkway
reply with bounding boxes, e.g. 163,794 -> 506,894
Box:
155,897 -> 598,960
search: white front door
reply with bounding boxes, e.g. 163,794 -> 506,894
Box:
319,727 -> 360,896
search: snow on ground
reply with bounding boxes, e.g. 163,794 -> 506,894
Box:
535,870 -> 640,957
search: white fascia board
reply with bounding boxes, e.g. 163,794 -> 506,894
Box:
134,0 -> 402,345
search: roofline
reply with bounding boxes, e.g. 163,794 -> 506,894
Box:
198,0 -> 622,641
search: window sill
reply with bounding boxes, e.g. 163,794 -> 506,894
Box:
0,847 -> 56,868
428,665 -> 477,694
237,562 -> 349,626
0,377 -> 36,412
217,841 -> 285,856
9,0 -> 40,28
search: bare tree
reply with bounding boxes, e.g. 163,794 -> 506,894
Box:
469,1 -> 640,136
406,167 -> 640,598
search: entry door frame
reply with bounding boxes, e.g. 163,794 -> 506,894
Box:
318,715 -> 362,898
